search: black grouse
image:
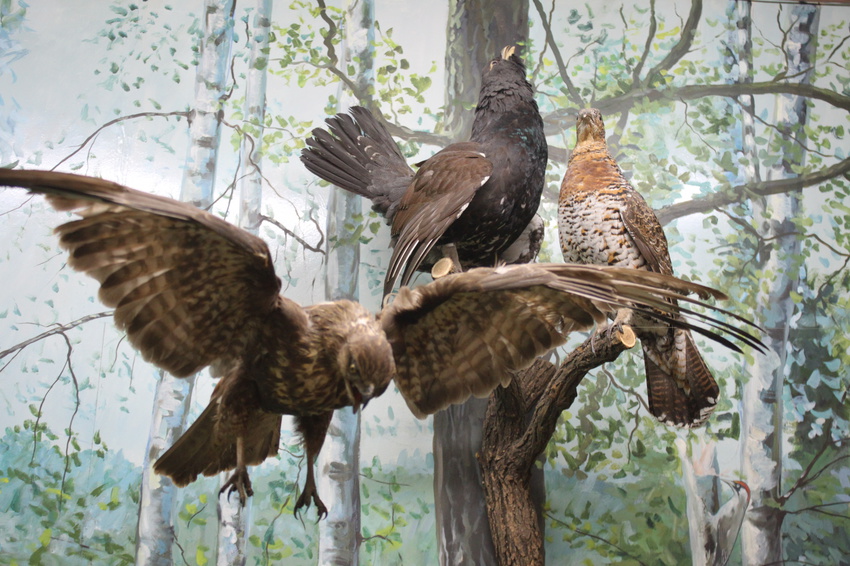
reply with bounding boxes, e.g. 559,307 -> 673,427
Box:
301,45 -> 547,296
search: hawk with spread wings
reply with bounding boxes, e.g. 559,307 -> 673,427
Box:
0,169 -> 762,517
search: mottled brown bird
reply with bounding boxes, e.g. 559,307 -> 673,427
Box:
301,45 -> 548,296
558,108 -> 722,427
1,169 -> 761,516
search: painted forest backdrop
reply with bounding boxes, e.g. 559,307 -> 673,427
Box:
1,0 -> 848,564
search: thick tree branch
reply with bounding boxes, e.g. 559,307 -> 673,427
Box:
479,329 -> 633,565
656,153 -> 850,225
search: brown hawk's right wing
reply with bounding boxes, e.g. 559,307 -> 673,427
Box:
380,263 -> 762,418
0,169 -> 308,378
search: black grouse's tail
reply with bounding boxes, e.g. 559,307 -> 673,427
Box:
301,107 -> 413,221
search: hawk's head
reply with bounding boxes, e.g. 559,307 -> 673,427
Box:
337,319 -> 395,413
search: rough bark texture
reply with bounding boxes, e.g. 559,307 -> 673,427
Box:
479,331 -> 633,566
740,4 -> 819,564
434,5 -> 531,564
134,2 -> 235,564
217,2 -> 270,563
442,0 -> 529,139
317,0 -> 373,563
434,397 -> 496,566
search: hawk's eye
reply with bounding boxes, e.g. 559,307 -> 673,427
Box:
348,359 -> 359,376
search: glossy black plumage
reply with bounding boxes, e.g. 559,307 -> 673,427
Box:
302,46 -> 547,296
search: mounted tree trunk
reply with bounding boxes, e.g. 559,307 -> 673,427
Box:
217,2 -> 271,565
739,4 -> 819,564
134,2 -> 236,564
434,3 -> 530,564
317,0 -> 374,563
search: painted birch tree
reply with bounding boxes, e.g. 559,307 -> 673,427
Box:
135,2 -> 236,564
317,0 -> 374,563
215,2 -> 273,565
740,4 -> 818,564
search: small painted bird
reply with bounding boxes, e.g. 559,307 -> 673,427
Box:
1,169 -> 762,517
710,479 -> 751,566
558,108 -> 722,427
301,45 -> 548,296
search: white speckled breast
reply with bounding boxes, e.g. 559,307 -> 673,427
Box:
558,190 -> 647,270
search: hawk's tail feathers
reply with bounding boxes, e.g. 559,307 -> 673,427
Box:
153,400 -> 281,487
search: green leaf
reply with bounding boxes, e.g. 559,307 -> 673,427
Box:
39,528 -> 52,547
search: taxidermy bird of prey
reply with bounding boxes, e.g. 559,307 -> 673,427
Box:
559,108 -> 727,427
0,169 -> 762,517
301,45 -> 548,296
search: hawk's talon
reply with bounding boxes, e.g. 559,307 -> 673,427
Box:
220,467 -> 253,506
294,482 -> 328,521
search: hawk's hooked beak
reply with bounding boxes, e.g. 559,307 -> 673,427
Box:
501,45 -> 516,60
349,385 -> 376,414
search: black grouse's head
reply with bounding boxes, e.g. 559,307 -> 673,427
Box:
477,45 -> 535,111
483,45 -> 528,82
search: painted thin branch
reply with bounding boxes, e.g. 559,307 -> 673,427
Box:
532,0 -> 582,106
632,0 -> 657,84
260,214 -> 326,255
0,311 -> 114,361
51,111 -> 191,171
643,0 -> 702,86
545,82 -> 850,133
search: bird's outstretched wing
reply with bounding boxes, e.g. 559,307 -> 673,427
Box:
381,263 -> 764,418
385,144 -> 493,295
0,169 -> 306,378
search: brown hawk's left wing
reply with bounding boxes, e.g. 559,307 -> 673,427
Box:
0,169 -> 306,378
380,263 -> 762,418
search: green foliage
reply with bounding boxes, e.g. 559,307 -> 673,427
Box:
91,2 -> 199,93
0,421 -> 138,565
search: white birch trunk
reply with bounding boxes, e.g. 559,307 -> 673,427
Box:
317,0 -> 374,563
217,1 -> 270,564
677,438 -> 722,566
739,5 -> 819,564
134,1 -> 236,564
135,371 -> 196,566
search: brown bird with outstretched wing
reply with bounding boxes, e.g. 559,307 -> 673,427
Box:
1,169 -> 762,517
559,108 -> 725,427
